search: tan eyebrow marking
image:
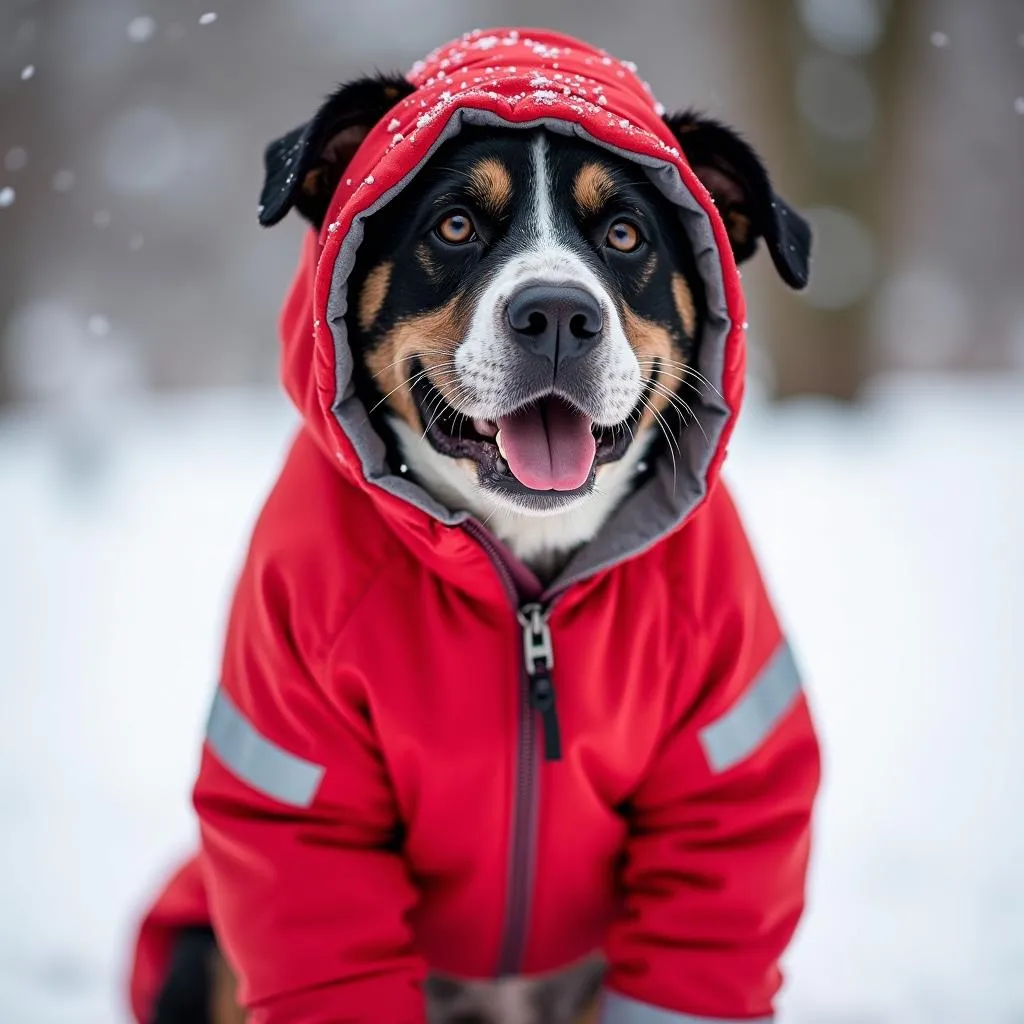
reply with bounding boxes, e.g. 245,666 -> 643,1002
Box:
573,162 -> 617,217
466,157 -> 513,219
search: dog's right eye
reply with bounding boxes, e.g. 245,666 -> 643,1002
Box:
435,211 -> 477,245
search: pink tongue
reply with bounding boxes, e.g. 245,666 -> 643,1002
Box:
498,399 -> 596,491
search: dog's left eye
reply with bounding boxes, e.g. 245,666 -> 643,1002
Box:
605,219 -> 643,253
435,211 -> 477,245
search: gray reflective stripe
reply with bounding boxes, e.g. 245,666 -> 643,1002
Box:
699,641 -> 802,773
205,686 -> 325,807
599,991 -> 772,1024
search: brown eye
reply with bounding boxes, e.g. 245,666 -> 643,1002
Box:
606,219 -> 642,253
436,211 -> 476,245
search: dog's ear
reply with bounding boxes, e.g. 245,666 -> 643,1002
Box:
663,110 -> 811,289
258,73 -> 414,229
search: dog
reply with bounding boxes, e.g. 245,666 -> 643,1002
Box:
138,28 -> 817,1024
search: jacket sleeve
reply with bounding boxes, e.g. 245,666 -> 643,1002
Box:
599,491 -> 821,1023
192,549 -> 427,1024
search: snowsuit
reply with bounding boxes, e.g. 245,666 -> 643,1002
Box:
131,28 -> 821,1024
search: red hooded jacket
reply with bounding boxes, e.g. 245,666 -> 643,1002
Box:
131,29 -> 820,1024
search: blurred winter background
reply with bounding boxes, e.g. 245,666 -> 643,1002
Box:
1,1 -> 1022,1022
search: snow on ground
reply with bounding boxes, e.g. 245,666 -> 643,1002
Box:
1,377 -> 1022,1023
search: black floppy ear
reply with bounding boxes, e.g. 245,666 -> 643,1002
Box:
663,110 -> 811,289
258,73 -> 414,229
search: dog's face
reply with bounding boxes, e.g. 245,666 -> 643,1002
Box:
259,74 -> 810,528
347,126 -> 704,515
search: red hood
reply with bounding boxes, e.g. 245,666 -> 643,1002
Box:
277,27 -> 746,584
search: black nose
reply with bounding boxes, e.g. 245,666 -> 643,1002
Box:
506,284 -> 604,366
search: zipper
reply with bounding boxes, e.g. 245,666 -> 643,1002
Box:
462,522 -> 563,976
518,603 -> 561,761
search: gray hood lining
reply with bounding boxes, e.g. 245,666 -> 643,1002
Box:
324,108 -> 732,589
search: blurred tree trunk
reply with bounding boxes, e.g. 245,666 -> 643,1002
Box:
741,0 -> 919,401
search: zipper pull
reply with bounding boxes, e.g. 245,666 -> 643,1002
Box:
518,603 -> 562,762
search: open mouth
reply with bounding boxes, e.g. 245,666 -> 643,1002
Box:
408,361 -> 650,498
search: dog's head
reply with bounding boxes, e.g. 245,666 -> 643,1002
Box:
260,75 -> 809,530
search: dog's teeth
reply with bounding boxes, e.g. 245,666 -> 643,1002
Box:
496,430 -> 507,459
473,417 -> 498,438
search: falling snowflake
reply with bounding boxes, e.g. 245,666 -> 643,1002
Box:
87,315 -> 110,336
126,16 -> 156,42
52,169 -> 75,192
930,31 -> 950,48
21,65 -> 35,80
199,12 -> 217,26
1015,97 -> 1024,115
0,186 -> 14,207
4,147 -> 28,171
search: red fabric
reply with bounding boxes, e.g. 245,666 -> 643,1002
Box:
129,858 -> 211,1024
129,28 -> 820,1024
